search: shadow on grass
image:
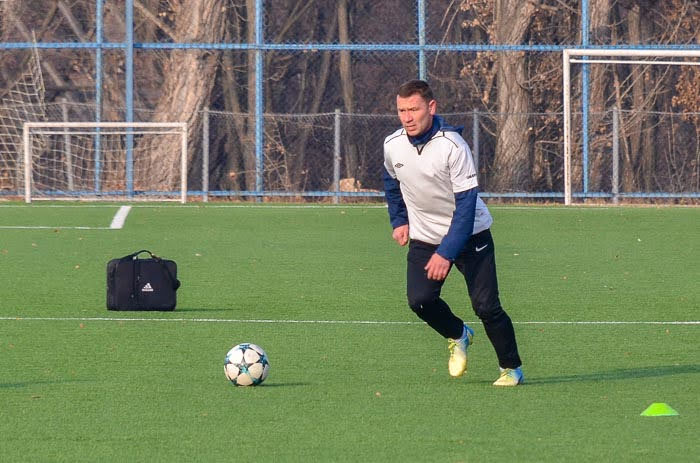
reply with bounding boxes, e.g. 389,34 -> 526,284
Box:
526,364 -> 700,385
226,382 -> 311,389
256,382 -> 312,388
2,380 -> 310,390
0,379 -> 93,389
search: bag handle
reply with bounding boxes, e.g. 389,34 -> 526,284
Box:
122,249 -> 180,291
122,249 -> 155,260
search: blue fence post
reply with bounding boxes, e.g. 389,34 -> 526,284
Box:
126,0 -> 134,197
94,0 -> 103,194
612,108 -> 619,204
472,110 -> 479,180
417,0 -> 426,80
61,98 -> 74,191
202,107 -> 210,202
581,0 -> 590,197
255,0 -> 264,202
333,109 -> 341,204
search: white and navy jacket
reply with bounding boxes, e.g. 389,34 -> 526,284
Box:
383,116 -> 493,261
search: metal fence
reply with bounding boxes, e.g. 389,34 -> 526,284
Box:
1,0 -> 698,202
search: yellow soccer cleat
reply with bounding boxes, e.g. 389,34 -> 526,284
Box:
493,367 -> 524,386
447,324 -> 474,377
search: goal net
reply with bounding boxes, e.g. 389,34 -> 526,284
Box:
0,47 -> 46,194
23,122 -> 188,203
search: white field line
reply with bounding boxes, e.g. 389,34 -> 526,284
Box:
0,225 -> 111,229
0,205 -> 130,230
109,206 -> 131,229
0,316 -> 698,325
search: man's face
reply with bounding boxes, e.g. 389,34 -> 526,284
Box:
396,93 -> 436,137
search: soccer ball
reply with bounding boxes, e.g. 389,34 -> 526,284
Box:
224,343 -> 270,386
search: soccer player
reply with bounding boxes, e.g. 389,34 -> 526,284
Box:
382,79 -> 523,386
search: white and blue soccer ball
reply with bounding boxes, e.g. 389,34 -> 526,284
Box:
224,343 -> 270,386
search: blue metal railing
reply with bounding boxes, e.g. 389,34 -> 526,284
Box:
94,0 -> 103,193
581,0 -> 591,195
2,1 -> 699,201
254,0 -> 264,201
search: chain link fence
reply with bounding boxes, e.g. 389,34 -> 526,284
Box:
1,1 -> 698,202
2,98 -> 699,201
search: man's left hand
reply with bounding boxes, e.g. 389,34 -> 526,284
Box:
424,253 -> 451,281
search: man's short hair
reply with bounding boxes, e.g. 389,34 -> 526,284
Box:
397,79 -> 434,102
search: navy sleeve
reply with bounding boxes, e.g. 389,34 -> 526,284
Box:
382,167 -> 408,229
436,187 -> 478,261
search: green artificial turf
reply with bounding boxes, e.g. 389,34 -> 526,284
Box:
1,203 -> 698,462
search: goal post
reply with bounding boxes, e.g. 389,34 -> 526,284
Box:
22,121 -> 188,203
562,48 -> 700,205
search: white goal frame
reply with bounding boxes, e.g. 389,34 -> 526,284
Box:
562,49 -> 700,205
23,121 -> 188,203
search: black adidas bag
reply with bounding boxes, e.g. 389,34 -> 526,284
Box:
107,250 -> 181,311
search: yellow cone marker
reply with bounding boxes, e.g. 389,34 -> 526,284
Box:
640,403 -> 679,417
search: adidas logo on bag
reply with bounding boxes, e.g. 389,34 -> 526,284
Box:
141,282 -> 154,292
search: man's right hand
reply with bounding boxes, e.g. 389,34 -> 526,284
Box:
392,224 -> 409,246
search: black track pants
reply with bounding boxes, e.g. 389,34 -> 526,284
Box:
406,229 -> 522,369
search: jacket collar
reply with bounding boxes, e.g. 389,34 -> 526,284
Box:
407,115 -> 463,146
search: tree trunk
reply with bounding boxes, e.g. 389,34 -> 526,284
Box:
489,0 -> 537,191
623,4 -> 657,192
337,0 -> 359,182
587,0 -> 612,191
217,0 -> 256,192
220,52 -> 245,191
242,0 -> 257,192
133,0 -> 226,191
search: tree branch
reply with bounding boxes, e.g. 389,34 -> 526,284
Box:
134,0 -> 179,41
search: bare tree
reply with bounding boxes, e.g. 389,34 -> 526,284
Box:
212,0 -> 257,192
337,0 -> 359,183
2,0 -> 698,197
489,0 -> 538,191
587,0 -> 613,191
132,0 -> 227,190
